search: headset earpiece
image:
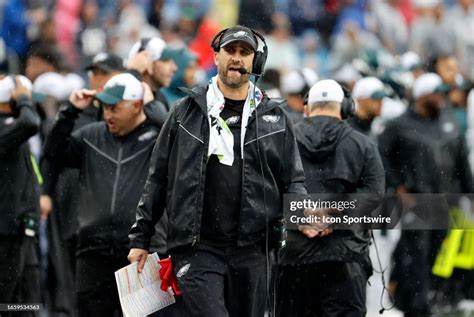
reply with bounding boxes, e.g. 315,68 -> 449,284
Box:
210,29 -> 228,53
8,75 -> 18,113
139,38 -> 152,53
340,86 -> 355,119
250,30 -> 268,76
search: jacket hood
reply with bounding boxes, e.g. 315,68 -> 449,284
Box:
296,116 -> 350,162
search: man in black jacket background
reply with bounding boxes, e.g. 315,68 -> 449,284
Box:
42,73 -> 161,317
0,75 -> 41,303
128,25 -> 306,317
379,73 -> 472,316
277,79 -> 385,316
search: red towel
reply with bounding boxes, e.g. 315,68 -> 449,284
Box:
158,257 -> 182,295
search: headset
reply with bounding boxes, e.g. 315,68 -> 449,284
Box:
138,37 -> 152,53
212,26 -> 275,314
295,70 -> 310,97
8,75 -> 18,112
340,85 -> 355,119
210,26 -> 268,76
303,85 -> 355,120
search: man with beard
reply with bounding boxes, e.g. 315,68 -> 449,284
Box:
127,25 -> 306,316
347,76 -> 386,137
379,73 -> 472,316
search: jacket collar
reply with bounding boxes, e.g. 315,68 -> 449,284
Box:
178,85 -> 283,120
178,86 -> 208,115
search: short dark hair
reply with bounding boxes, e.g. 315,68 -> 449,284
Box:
27,45 -> 64,71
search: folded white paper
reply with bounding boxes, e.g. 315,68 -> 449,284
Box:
115,253 -> 176,317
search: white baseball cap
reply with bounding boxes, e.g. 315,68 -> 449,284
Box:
0,75 -> 33,102
33,72 -> 72,102
413,0 -> 441,8
352,77 -> 386,100
307,79 -> 344,105
412,73 -> 450,99
401,51 -> 423,71
333,63 -> 362,84
281,68 -> 319,95
128,37 -> 172,62
95,73 -> 143,105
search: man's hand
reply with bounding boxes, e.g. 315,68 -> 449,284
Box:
298,227 -> 333,238
127,51 -> 153,75
11,77 -> 32,100
298,208 -> 335,239
127,248 -> 149,273
396,184 -> 416,209
69,89 -> 96,110
40,195 -> 53,220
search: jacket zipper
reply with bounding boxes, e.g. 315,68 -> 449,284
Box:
110,147 -> 123,215
192,123 -> 208,246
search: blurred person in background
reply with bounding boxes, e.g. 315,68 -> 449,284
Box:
76,0 -> 108,69
112,0 -> 161,59
264,12 -> 300,73
329,18 -> 382,72
1,1 -> 29,59
410,0 -> 460,63
162,47 -> 200,105
348,76 -> 386,137
55,0 -> 82,69
127,36 -> 177,124
25,45 -> 64,82
257,68 -> 282,98
443,0 -> 474,80
332,63 -> 363,91
379,73 -> 472,316
449,77 -> 472,135
298,29 -> 330,78
401,51 -> 425,80
188,18 -> 221,78
431,53 -> 459,88
280,68 -> 318,124
0,74 -> 41,308
371,0 -> 409,55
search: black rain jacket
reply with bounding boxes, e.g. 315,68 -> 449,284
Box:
129,85 -> 307,252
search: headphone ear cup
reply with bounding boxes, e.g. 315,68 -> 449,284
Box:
250,30 -> 268,76
340,87 -> 355,119
210,29 -> 227,53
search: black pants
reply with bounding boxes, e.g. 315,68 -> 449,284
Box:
277,261 -> 369,317
390,230 -> 445,316
76,250 -> 129,317
0,235 -> 23,302
170,244 -> 267,317
0,235 -> 41,317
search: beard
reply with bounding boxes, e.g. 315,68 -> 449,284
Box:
217,64 -> 248,89
424,100 -> 442,118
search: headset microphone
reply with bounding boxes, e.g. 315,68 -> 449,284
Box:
238,67 -> 261,77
